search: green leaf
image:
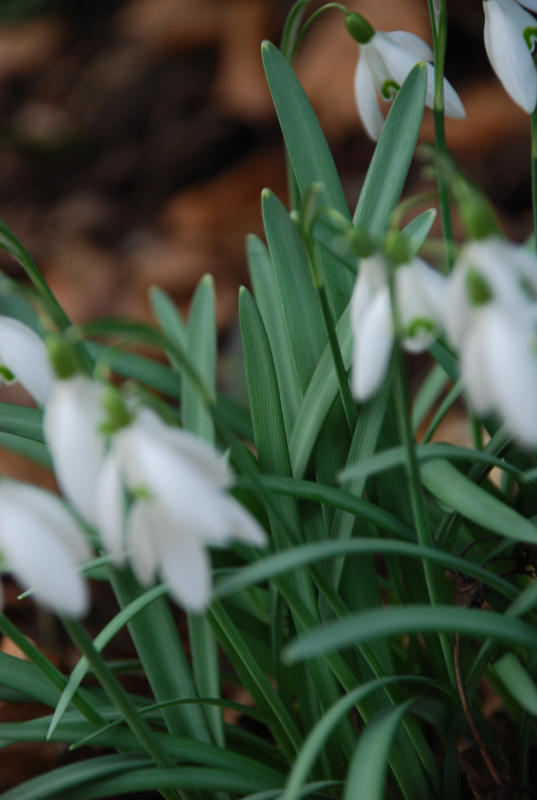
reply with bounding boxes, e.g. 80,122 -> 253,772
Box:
421,459 -> 537,545
340,444 -> 521,483
47,584 -> 168,740
0,431 -> 51,466
403,209 -> 437,255
261,41 -> 348,216
0,403 -> 43,441
247,233 -> 302,435
261,40 -> 352,316
494,653 -> 537,716
289,303 -> 352,477
183,275 -> 216,440
214,537 -> 516,604
1,754 -> 150,800
284,605 -> 537,663
353,63 -> 427,239
344,701 -> 416,800
87,342 -> 182,399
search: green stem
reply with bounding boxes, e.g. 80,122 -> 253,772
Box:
62,617 -> 183,800
427,0 -> 455,271
531,109 -> 537,252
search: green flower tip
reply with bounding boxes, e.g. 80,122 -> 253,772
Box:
100,385 -> 133,435
384,230 -> 411,266
46,335 -> 79,380
347,226 -> 376,257
465,268 -> 493,307
345,13 -> 375,44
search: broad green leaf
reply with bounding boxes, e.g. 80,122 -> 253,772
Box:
353,64 -> 427,239
344,701 -> 416,800
0,431 -> 51,466
285,605 -> 537,663
261,40 -> 352,316
421,459 -> 537,545
494,653 -> 537,715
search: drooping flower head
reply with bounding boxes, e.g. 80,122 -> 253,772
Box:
351,252 -> 446,400
483,0 -> 537,113
444,237 -> 537,445
346,13 -> 465,140
0,316 -> 53,405
0,481 -> 90,616
95,406 -> 267,613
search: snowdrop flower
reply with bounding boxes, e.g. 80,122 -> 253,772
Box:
346,13 -> 465,140
351,254 -> 446,400
483,0 -> 537,113
0,316 -> 53,404
0,481 -> 90,616
445,237 -> 537,444
44,376 -> 107,524
96,407 -> 267,613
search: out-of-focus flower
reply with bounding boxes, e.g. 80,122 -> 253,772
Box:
0,481 -> 90,616
483,0 -> 537,113
96,407 -> 267,613
445,237 -> 537,445
0,316 -> 52,404
44,376 -> 107,524
351,254 -> 445,400
346,13 -> 465,140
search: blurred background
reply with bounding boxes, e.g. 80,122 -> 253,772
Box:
0,0 -> 533,791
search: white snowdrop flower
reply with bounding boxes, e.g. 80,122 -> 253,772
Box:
0,316 -> 53,404
351,254 -> 446,401
0,481 -> 91,616
44,376 -> 107,524
346,13 -> 465,140
96,407 -> 267,613
445,237 -> 537,445
483,0 -> 537,113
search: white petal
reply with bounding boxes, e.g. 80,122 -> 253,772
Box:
517,0 -> 537,11
396,259 -> 446,351
44,377 -> 106,523
133,408 -> 233,488
373,33 -> 420,91
460,313 -> 496,415
0,482 -> 89,616
94,451 -> 126,563
485,310 -> 537,445
114,424 -> 228,539
219,494 -> 267,547
352,286 -> 393,401
484,0 -> 537,113
127,501 -> 159,587
354,52 -> 385,140
441,74 -> 466,119
157,529 -> 212,614
384,31 -> 433,61
0,317 -> 53,404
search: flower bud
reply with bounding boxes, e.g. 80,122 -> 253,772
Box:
345,13 -> 375,44
46,335 -> 79,380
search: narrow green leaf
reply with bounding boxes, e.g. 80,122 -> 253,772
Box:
0,431 -> 51,466
494,653 -> 537,715
214,537 -> 516,603
247,233 -> 302,435
402,209 -> 437,256
0,403 -> 43,441
344,701 -> 416,800
285,605 -> 537,663
340,444 -> 521,483
87,342 -> 182,399
149,286 -> 187,355
289,303 -> 352,477
353,64 -> 427,239
184,275 -> 216,440
48,584 -> 168,740
421,459 -> 537,545
411,363 -> 449,431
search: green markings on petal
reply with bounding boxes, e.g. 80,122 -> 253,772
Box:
524,26 -> 537,51
0,365 -> 14,383
381,79 -> 400,100
465,268 -> 493,306
405,317 -> 436,338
